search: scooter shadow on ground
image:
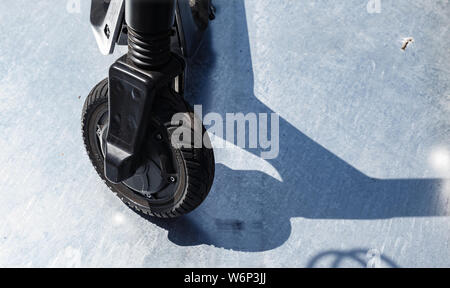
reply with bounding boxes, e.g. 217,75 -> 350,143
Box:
306,249 -> 399,268
143,0 -> 448,252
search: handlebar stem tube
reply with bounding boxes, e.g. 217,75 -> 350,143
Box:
125,0 -> 176,68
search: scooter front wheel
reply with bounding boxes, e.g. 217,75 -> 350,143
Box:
81,79 -> 215,218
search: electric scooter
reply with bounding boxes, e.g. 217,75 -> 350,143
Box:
82,0 -> 216,218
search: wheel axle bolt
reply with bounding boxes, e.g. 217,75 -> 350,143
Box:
169,176 -> 176,183
155,133 -> 163,141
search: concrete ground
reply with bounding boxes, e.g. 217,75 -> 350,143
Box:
0,0 -> 448,267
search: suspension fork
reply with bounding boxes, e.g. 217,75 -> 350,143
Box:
105,0 -> 185,183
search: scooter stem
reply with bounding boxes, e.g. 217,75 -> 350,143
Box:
125,0 -> 176,68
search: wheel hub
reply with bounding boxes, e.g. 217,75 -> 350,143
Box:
96,113 -> 179,199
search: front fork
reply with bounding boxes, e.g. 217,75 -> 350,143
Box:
105,0 -> 184,183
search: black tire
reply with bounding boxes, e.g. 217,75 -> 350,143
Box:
81,79 -> 215,218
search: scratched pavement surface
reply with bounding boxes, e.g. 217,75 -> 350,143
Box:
0,0 -> 449,267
